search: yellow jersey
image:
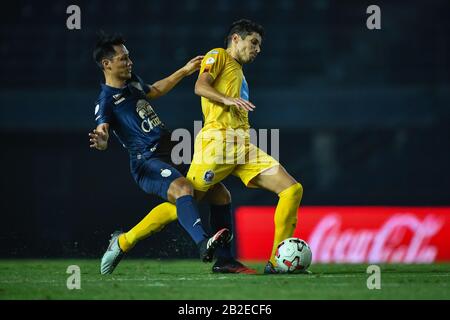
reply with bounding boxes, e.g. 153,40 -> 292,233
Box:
199,48 -> 250,135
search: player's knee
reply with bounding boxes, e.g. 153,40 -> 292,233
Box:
210,183 -> 231,205
221,187 -> 232,204
293,182 -> 303,201
169,178 -> 194,199
177,182 -> 194,197
280,182 -> 303,202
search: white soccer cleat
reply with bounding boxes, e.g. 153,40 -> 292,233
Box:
100,231 -> 124,275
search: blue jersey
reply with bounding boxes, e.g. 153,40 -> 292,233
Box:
94,73 -> 167,156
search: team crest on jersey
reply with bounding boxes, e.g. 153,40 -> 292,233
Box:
205,57 -> 215,65
203,170 -> 215,183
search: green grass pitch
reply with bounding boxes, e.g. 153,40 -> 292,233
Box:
0,260 -> 449,299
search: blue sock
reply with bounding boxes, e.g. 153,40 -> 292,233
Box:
210,203 -> 233,260
176,195 -> 207,245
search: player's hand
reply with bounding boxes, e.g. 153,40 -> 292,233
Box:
89,129 -> 108,150
183,55 -> 204,76
223,97 -> 256,112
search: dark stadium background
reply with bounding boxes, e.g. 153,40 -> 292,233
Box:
1,0 -> 449,259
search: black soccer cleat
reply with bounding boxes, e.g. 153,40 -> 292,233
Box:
199,228 -> 232,263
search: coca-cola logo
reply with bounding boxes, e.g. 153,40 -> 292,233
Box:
308,213 -> 444,263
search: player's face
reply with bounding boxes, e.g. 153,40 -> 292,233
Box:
106,45 -> 133,80
236,32 -> 262,64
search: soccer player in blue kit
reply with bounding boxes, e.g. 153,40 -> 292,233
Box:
89,33 -> 242,274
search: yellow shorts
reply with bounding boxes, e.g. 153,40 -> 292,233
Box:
187,135 -> 279,192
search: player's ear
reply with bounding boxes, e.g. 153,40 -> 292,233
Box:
102,58 -> 111,70
232,33 -> 240,45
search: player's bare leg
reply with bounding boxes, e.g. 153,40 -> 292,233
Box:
202,183 -> 230,205
249,165 -> 303,273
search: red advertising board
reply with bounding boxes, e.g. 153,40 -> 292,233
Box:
235,206 -> 450,263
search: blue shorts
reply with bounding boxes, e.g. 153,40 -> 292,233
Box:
129,136 -> 189,201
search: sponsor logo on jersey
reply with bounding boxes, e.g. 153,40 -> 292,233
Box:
112,94 -> 125,105
114,97 -> 125,105
136,99 -> 162,132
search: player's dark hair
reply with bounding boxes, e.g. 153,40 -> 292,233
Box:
93,31 -> 126,70
224,19 -> 264,48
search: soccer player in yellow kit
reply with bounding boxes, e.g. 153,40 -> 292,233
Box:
187,19 -> 304,273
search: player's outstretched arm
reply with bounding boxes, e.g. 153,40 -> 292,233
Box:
194,73 -> 255,112
147,55 -> 204,99
89,123 -> 110,151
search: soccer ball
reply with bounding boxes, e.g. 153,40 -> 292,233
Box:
275,238 -> 312,273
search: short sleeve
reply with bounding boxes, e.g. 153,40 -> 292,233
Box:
199,48 -> 226,80
94,98 -> 113,126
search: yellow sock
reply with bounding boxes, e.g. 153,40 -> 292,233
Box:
118,202 -> 177,252
269,183 -> 303,265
